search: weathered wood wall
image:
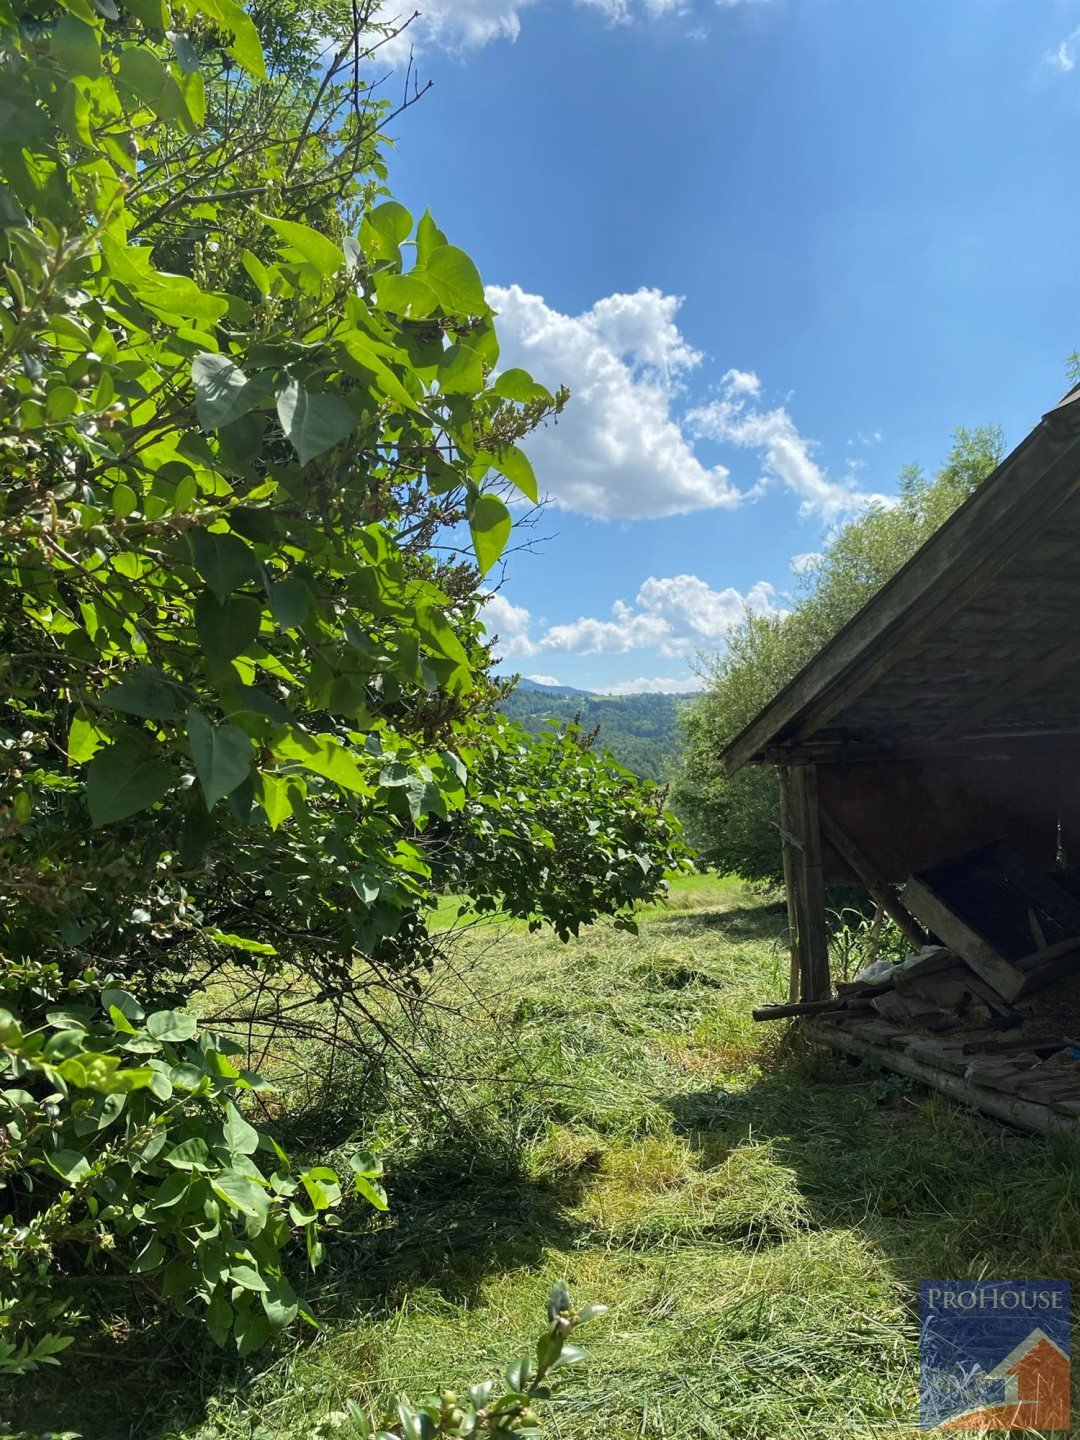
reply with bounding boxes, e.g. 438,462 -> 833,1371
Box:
815,748 -> 1080,885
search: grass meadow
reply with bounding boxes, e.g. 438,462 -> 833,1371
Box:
12,876 -> 1080,1439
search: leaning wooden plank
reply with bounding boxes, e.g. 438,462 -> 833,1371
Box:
804,1020 -> 1080,1137
818,811 -> 927,947
1016,935 -> 1080,973
1012,942 -> 1080,999
901,876 -> 1027,1001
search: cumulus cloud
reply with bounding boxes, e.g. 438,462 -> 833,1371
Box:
526,673 -> 561,685
481,591 -> 537,658
687,371 -> 890,522
483,572 -> 781,662
594,674 -> 706,694
487,284 -> 742,519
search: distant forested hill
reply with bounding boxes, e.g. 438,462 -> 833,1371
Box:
499,680 -> 694,782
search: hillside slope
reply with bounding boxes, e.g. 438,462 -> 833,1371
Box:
499,682 -> 694,782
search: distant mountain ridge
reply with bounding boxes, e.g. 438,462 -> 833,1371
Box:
498,678 -> 695,782
512,677 -> 593,698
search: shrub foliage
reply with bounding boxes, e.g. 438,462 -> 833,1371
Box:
0,0 -> 687,1387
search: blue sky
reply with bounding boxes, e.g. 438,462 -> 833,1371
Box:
382,0 -> 1080,693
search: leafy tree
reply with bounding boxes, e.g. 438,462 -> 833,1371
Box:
0,0 -> 687,1377
674,427 -> 1004,882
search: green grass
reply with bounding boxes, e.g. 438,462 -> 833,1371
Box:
13,876 -> 1080,1439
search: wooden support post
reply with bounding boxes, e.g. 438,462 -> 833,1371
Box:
776,767 -> 801,1003
817,810 -> 928,949
786,764 -> 831,1001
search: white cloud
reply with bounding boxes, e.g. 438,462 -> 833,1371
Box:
540,610 -> 672,654
1047,30 -> 1078,72
526,673 -> 561,685
790,551 -> 822,575
635,573 -> 778,641
481,572 -> 779,663
381,0 -> 759,54
594,675 -> 706,694
481,591 -> 537,657
488,284 -> 742,519
687,372 -> 891,522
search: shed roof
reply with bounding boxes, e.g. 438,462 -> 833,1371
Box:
724,390 -> 1080,774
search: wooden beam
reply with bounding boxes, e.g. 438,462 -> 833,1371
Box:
789,764 -> 830,1001
804,1019 -> 1080,1137
722,425 -> 1080,774
934,637 -> 1080,741
753,998 -> 853,1021
776,768 -> 801,1003
900,876 -> 1027,1002
818,810 -> 927,948
763,733 -> 1080,767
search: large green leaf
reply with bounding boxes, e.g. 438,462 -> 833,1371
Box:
195,590 -> 262,667
492,368 -> 554,405
188,707 -> 254,809
423,245 -> 487,314
46,1149 -> 92,1185
103,667 -> 185,721
276,380 -> 357,466
189,528 -> 258,603
204,0 -> 266,79
223,1100 -> 259,1156
477,444 -> 538,504
468,494 -> 512,577
437,341 -> 485,396
192,353 -> 270,431
211,1168 -> 270,1222
86,736 -> 174,825
260,215 -> 343,278
273,730 -> 371,795
415,209 -> 448,265
146,1009 -> 198,1042
266,576 -> 311,631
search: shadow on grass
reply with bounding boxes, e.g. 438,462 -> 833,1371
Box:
664,1043 -> 1080,1293
648,899 -> 789,944
311,1137 -> 591,1319
5,1137 -> 591,1440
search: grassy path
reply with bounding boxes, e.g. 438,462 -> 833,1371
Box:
22,880 -> 1080,1438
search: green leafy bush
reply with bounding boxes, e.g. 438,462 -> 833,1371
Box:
0,960 -> 392,1373
0,0 -> 680,1385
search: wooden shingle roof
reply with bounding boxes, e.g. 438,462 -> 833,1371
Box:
724,389 -> 1080,773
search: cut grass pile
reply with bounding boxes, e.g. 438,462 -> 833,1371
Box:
12,876 -> 1080,1439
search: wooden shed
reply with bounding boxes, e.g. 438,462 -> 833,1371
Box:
723,388 -> 1080,1134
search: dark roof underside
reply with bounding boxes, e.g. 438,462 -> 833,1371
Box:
724,391 -> 1080,772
